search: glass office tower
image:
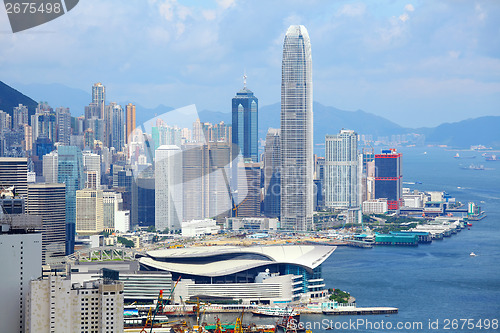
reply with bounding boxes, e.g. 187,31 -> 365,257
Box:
280,25 -> 314,231
57,145 -> 84,255
232,84 -> 258,162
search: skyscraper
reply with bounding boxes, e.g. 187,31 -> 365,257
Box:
31,103 -> 56,144
236,161 -> 261,217
92,82 -> 105,118
76,188 -> 104,235
182,143 -> 210,221
0,157 -> 28,198
13,104 -> 28,128
56,107 -> 71,145
42,150 -> 58,183
27,183 -> 66,264
325,129 -> 361,209
280,25 -> 314,231
155,145 -> 183,232
374,149 -> 403,210
57,145 -> 84,255
263,128 -> 281,217
125,103 -> 136,144
232,77 -> 258,162
0,216 -> 42,333
82,151 -> 101,189
111,103 -> 124,150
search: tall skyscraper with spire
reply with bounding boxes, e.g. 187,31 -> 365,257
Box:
231,74 -> 258,162
280,25 -> 314,231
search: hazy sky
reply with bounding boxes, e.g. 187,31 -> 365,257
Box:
1,0 -> 499,127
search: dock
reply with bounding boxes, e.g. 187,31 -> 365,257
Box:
322,307 -> 398,315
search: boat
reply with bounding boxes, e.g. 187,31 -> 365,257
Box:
251,306 -> 299,318
461,164 -> 485,170
485,154 -> 500,161
123,305 -> 171,330
455,153 -> 476,159
470,252 -> 477,257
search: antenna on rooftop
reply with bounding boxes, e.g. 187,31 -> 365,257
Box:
243,70 -> 247,89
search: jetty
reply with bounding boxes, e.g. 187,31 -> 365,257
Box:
322,307 -> 398,315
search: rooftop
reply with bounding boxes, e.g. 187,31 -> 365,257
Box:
140,245 -> 335,277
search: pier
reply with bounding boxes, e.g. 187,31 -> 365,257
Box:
322,307 -> 399,315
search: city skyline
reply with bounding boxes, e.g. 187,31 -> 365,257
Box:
0,1 -> 498,127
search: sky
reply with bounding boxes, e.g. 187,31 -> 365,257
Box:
0,0 -> 499,127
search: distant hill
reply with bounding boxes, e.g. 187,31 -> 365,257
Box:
12,82 -> 90,116
198,101 -> 406,143
135,104 -> 175,126
416,116 -> 500,148
1,81 -> 499,148
0,81 -> 38,124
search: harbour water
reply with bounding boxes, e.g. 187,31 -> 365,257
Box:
307,146 -> 500,332
204,147 -> 500,332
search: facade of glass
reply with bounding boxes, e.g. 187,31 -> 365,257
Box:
280,25 -> 314,231
375,149 -> 402,210
57,145 -> 84,255
231,88 -> 258,162
263,128 -> 281,217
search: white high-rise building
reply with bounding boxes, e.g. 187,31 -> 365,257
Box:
325,129 -> 361,208
82,151 -> 101,189
43,151 -> 58,183
155,145 -> 183,232
0,217 -> 42,333
26,276 -> 124,333
76,188 -> 104,235
103,191 -> 123,231
280,25 -> 314,231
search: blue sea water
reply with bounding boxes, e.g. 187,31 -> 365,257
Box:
303,146 -> 500,332
216,147 -> 499,332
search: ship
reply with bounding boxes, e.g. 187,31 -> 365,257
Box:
251,306 -> 299,318
485,154 -> 500,161
461,164 -> 484,170
455,153 -> 476,159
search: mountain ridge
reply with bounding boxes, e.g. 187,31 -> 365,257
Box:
1,81 -> 499,148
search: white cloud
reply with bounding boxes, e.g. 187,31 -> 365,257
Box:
149,26 -> 171,44
203,9 -> 217,21
475,4 -> 486,21
399,13 -> 409,22
338,3 -> 366,17
159,0 -> 175,21
448,50 -> 461,59
405,4 -> 415,12
216,0 -> 236,10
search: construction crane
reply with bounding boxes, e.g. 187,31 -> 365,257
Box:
140,290 -> 164,333
166,276 -> 182,305
232,196 -> 249,217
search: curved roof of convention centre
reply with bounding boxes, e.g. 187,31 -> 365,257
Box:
139,245 -> 336,277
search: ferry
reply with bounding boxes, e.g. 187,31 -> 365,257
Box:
251,306 -> 299,318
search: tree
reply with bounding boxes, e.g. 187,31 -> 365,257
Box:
117,236 -> 134,248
